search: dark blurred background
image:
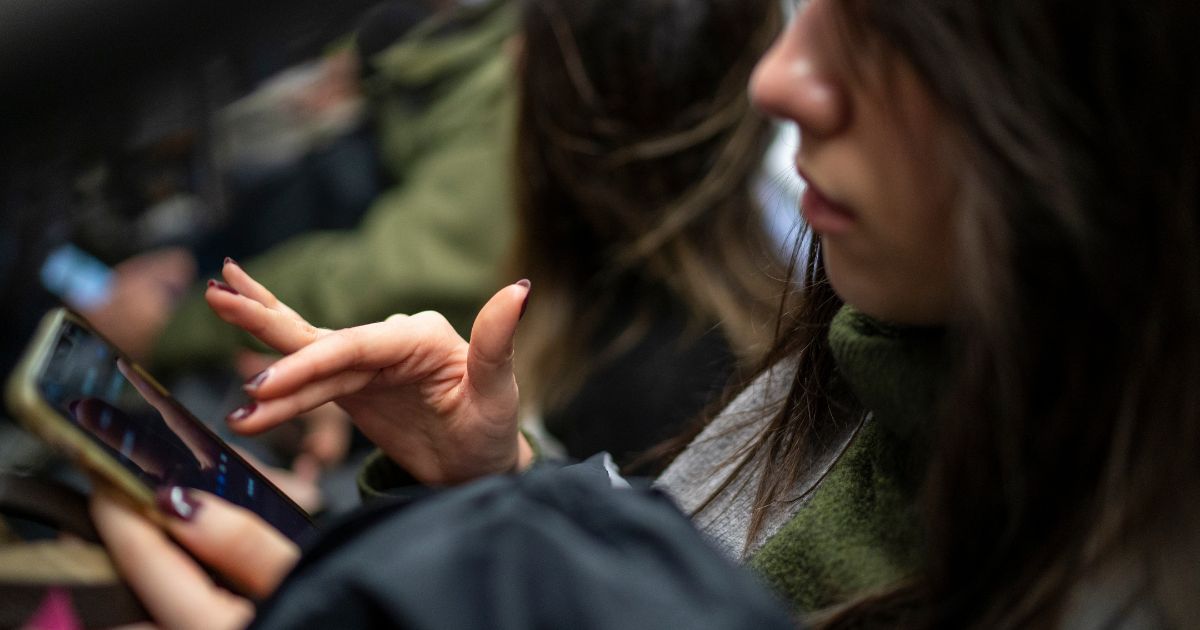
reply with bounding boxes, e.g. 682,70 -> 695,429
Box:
0,0 -> 375,118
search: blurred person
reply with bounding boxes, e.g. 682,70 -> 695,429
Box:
200,47 -> 381,273
88,0 -> 519,373
508,0 -> 790,466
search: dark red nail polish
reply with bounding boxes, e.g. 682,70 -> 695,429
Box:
224,256 -> 239,267
244,368 -> 271,391
155,486 -> 200,521
227,402 -> 257,423
515,279 -> 531,321
207,279 -> 239,295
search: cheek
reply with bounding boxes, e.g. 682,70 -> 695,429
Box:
867,87 -> 960,274
884,163 -> 957,264
879,201 -> 960,324
881,149 -> 959,308
826,141 -> 960,324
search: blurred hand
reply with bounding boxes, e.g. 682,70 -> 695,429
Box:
288,48 -> 362,117
90,484 -> 298,630
297,402 -> 353,470
233,448 -> 324,514
233,350 -> 277,383
83,247 -> 196,361
206,260 -> 533,485
118,359 -> 216,470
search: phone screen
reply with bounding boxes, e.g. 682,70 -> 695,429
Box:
35,318 -> 314,542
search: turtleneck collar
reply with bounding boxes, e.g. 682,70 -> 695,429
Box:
827,305 -> 949,444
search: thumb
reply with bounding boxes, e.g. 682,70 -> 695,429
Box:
465,280 -> 530,403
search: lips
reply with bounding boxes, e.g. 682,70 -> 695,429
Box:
798,171 -> 856,235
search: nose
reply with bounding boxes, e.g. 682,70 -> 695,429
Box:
749,13 -> 847,139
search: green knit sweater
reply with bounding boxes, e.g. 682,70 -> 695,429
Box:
747,306 -> 946,612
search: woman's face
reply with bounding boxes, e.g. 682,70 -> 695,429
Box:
750,0 -> 958,325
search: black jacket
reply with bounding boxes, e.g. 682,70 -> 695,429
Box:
251,457 -> 794,629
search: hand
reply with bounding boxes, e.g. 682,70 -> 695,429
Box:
83,247 -> 197,360
206,260 -> 533,485
90,484 -> 299,630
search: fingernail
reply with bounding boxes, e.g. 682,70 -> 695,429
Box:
207,279 -> 239,295
227,402 -> 257,423
243,368 -> 271,391
515,279 -> 531,321
224,256 -> 239,267
155,486 -> 201,521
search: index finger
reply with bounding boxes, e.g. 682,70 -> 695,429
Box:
220,259 -> 305,322
206,287 -> 323,355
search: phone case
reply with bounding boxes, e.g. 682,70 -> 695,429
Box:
5,309 -> 160,516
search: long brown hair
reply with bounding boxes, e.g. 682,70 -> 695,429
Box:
507,0 -> 789,415
707,0 -> 1200,626
878,0 -> 1200,625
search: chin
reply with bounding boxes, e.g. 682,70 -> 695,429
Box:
824,256 -> 944,326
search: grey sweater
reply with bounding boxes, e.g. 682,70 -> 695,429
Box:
655,357 -> 855,560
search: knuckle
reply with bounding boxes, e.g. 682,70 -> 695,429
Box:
410,310 -> 450,330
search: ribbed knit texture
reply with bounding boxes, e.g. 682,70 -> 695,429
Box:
745,306 -> 946,612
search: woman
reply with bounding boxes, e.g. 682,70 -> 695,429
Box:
507,0 -> 789,467
93,0 -> 1200,626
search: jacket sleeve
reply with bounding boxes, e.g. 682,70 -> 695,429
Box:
356,449 -> 434,505
357,429 -> 549,503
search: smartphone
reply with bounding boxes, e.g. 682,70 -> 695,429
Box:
5,308 -> 314,542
